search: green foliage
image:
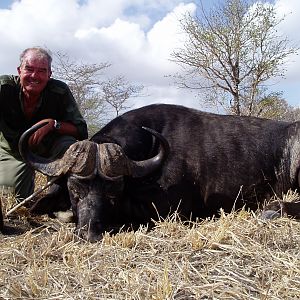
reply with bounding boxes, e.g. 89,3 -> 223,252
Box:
251,91 -> 300,121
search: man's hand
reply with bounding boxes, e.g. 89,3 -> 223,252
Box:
28,118 -> 55,147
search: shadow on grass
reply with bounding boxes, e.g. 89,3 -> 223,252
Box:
1,223 -> 27,235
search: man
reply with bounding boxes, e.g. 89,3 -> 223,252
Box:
0,47 -> 88,201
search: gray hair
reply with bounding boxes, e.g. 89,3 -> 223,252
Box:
19,47 -> 53,69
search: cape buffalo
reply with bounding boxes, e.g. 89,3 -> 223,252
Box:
19,104 -> 300,241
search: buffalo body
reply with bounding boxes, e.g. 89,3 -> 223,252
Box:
20,104 -> 300,240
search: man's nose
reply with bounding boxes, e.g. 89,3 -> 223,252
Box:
30,70 -> 39,77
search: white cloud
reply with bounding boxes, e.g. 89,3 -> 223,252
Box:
2,0 -> 78,41
146,3 -> 195,71
0,0 -> 299,109
73,2 -> 196,86
74,18 -> 146,59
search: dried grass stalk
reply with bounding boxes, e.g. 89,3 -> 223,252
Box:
0,187 -> 300,299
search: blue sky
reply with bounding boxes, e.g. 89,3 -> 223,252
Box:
0,0 -> 299,110
0,0 -> 11,8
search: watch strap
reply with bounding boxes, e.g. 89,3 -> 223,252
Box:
53,120 -> 61,130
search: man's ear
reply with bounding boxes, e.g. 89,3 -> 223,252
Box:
17,66 -> 21,75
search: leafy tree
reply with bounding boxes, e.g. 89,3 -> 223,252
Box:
225,88 -> 300,121
285,107 -> 300,122
171,0 -> 298,116
252,91 -> 300,121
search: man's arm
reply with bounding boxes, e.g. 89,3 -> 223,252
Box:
28,118 -> 81,147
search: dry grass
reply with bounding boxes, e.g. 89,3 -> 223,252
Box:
1,183 -> 300,299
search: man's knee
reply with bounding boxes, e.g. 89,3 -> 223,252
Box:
0,152 -> 34,201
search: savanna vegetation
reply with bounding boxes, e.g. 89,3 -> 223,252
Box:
1,0 -> 300,299
1,185 -> 300,299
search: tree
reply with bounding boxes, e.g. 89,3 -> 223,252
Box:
171,0 -> 298,116
53,52 -> 110,135
53,53 -> 144,135
102,75 -> 143,116
252,91 -> 300,121
285,107 -> 300,122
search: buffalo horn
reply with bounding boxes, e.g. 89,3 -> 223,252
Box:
126,126 -> 169,178
18,122 -> 74,177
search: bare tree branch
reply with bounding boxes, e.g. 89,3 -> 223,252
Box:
171,0 -> 298,116
102,76 -> 144,117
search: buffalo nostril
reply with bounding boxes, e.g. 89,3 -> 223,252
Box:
75,222 -> 104,242
87,231 -> 104,243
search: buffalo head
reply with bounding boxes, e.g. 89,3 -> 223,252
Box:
19,122 -> 169,241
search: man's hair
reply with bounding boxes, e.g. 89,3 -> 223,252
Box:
19,47 -> 53,69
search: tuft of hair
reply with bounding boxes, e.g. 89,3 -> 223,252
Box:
19,46 -> 52,69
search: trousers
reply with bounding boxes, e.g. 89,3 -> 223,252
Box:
0,135 -> 77,201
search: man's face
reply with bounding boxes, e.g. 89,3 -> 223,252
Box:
17,50 -> 52,98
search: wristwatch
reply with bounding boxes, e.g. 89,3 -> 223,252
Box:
53,119 -> 61,130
